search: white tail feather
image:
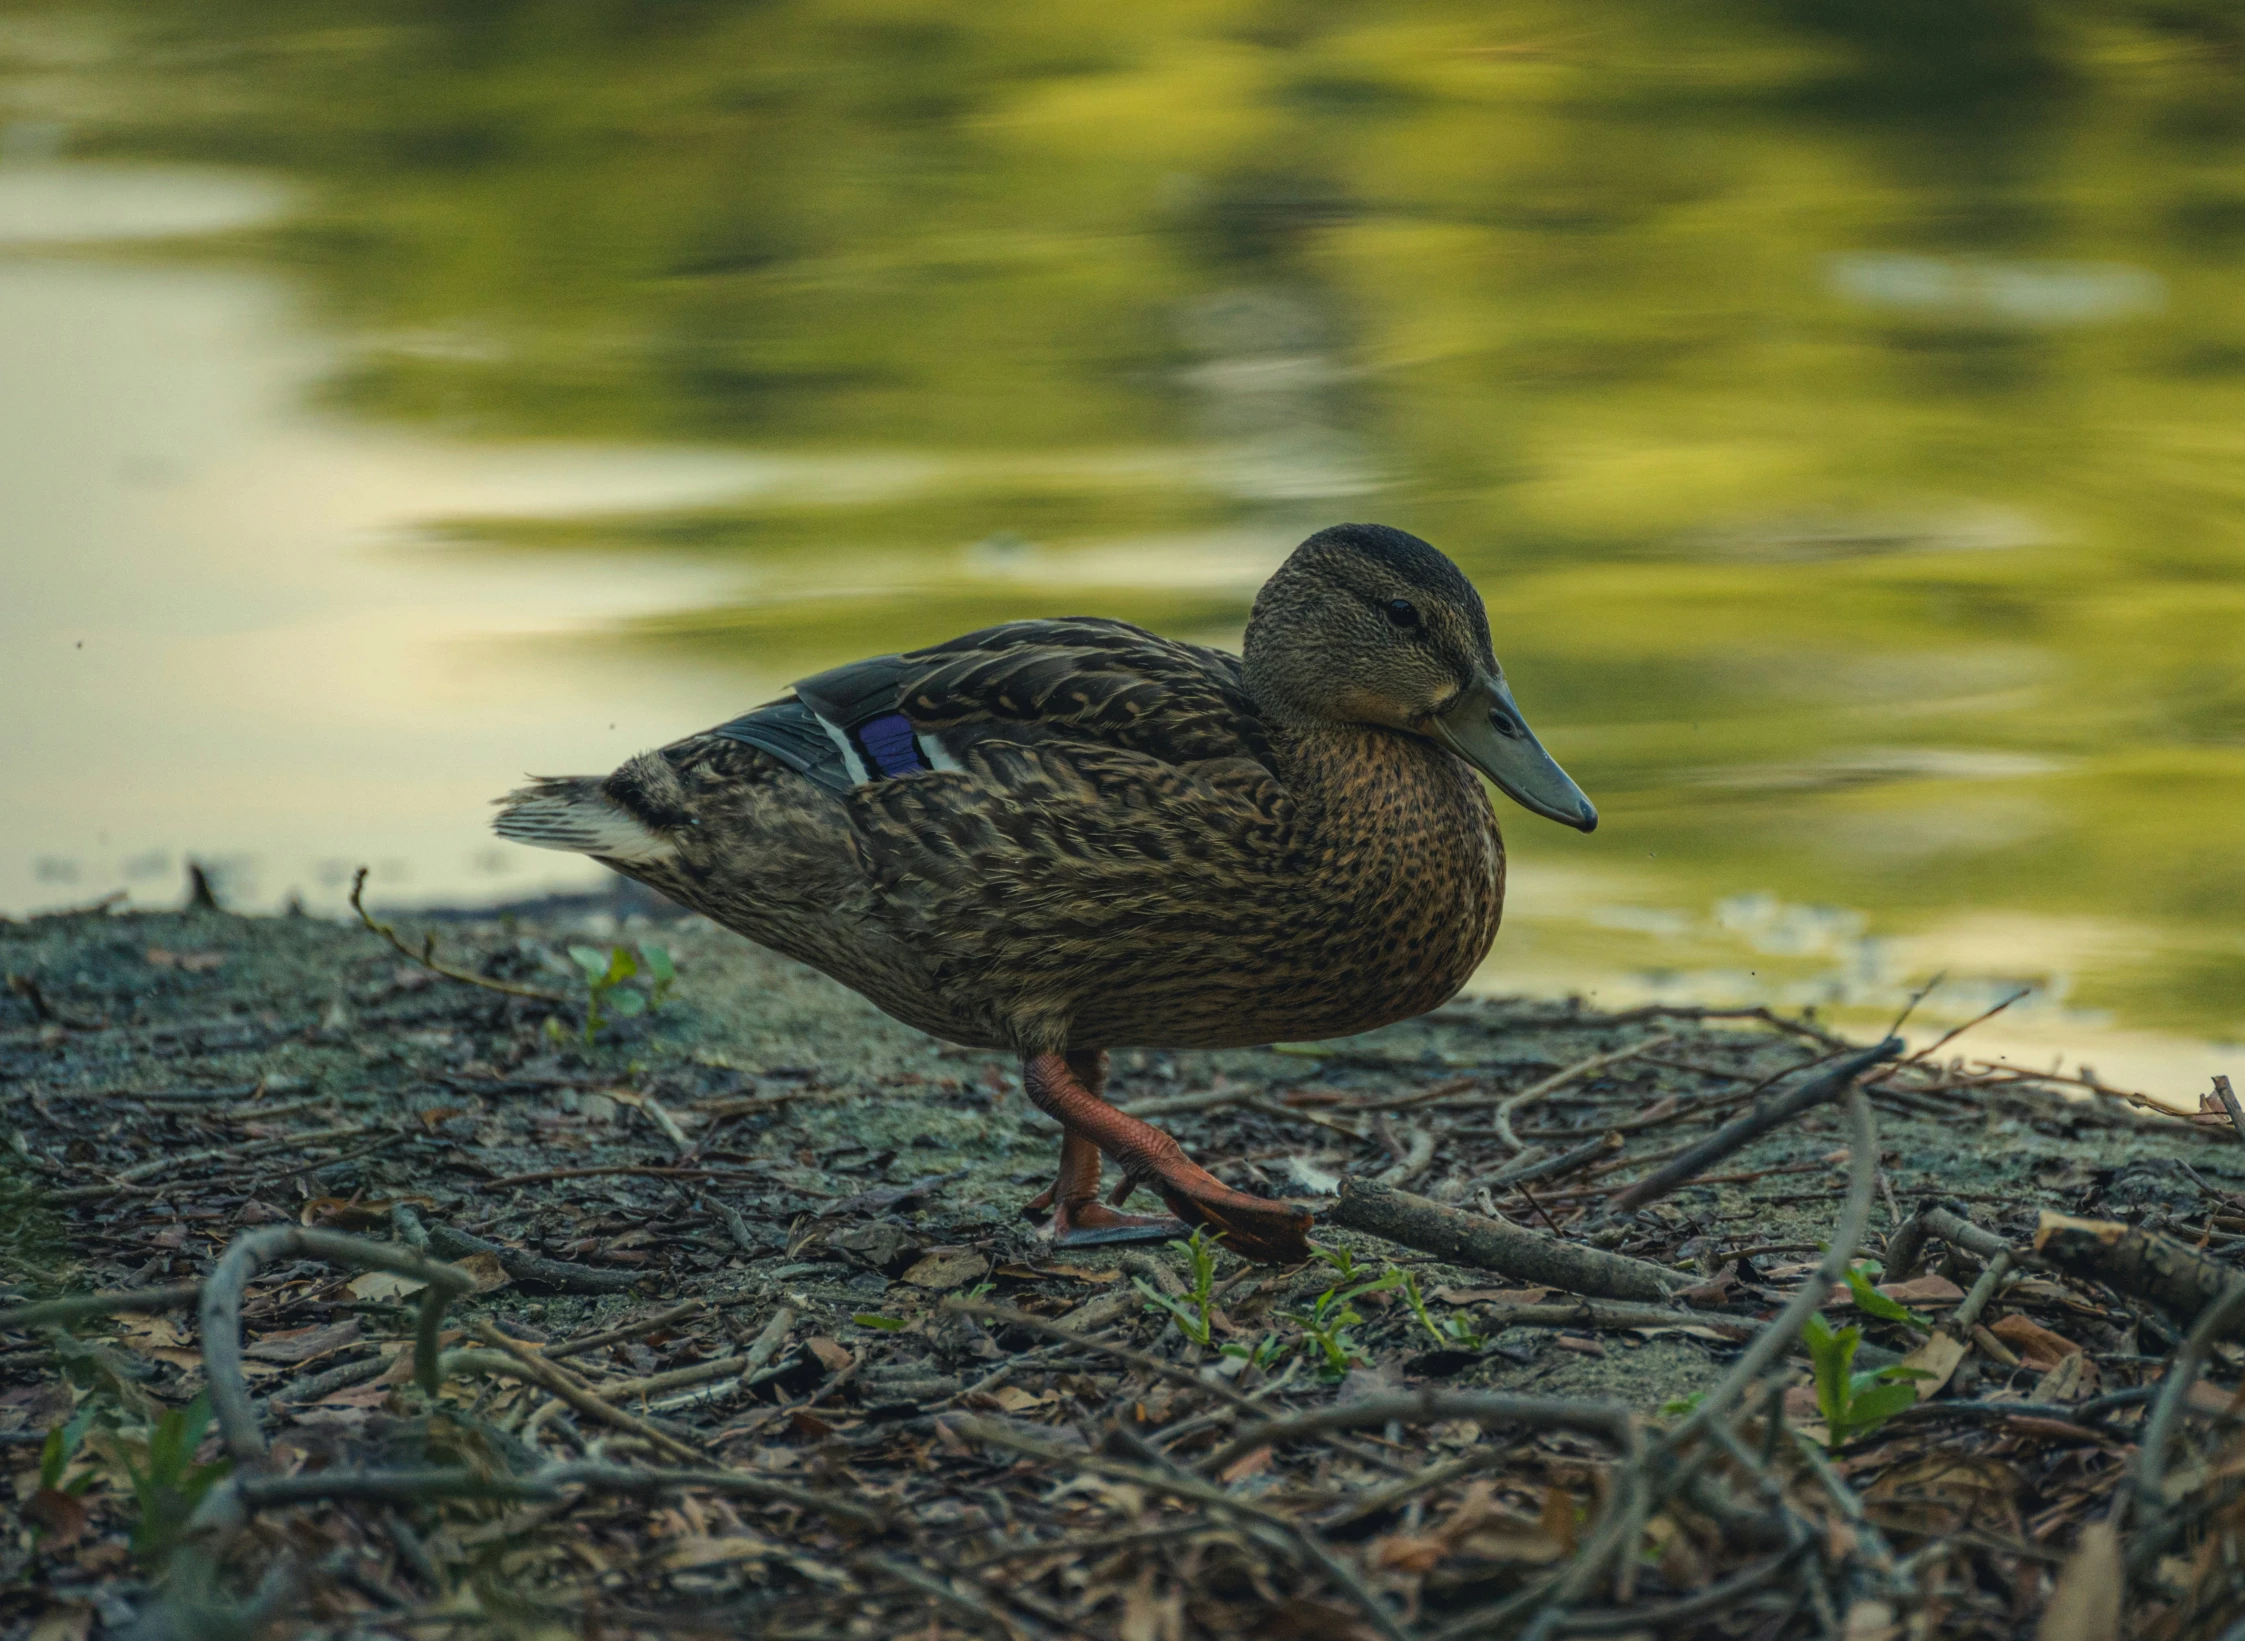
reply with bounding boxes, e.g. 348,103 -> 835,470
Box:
493,778 -> 676,864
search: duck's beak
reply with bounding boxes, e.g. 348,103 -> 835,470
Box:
1429,671 -> 1598,832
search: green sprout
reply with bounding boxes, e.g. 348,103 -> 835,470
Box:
1220,1331 -> 1293,1371
115,1392 -> 231,1568
640,944 -> 678,1009
1844,1264 -> 1930,1330
30,1404 -> 98,1540
569,944 -> 640,1045
1291,1244 -> 1404,1381
1395,1266 -> 1486,1353
558,942 -> 682,1046
1801,1313 -> 1932,1451
853,1313 -> 908,1331
1135,1226 -> 1224,1347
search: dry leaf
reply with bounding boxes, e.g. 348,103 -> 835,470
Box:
1841,1600 -> 1898,1641
804,1336 -> 853,1374
988,1385 -> 1054,1414
1895,1331 -> 1968,1399
115,1315 -> 188,1354
2037,1521 -> 2121,1641
453,1252 -> 512,1294
1218,1445 -> 1272,1484
661,1535 -> 773,1569
346,1270 -> 427,1302
300,1195 -> 435,1229
1989,1313 -> 2081,1372
25,1490 -> 90,1550
1368,1532 -> 1448,1574
243,1319 -> 363,1364
1451,1525 -> 1568,1566
1876,1274 -> 1965,1306
2032,1351 -> 2100,1403
901,1250 -> 989,1290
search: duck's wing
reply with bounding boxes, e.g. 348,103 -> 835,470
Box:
710,617 -> 1274,791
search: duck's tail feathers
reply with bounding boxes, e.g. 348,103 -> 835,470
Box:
493,752 -> 687,865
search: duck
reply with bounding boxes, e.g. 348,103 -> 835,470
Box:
493,523 -> 1596,1264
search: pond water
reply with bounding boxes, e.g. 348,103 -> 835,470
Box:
4,3 -> 2243,1096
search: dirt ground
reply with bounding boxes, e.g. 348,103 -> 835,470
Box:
4,889 -> 2243,1640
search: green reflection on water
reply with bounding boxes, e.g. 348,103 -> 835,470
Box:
17,0 -> 2245,1041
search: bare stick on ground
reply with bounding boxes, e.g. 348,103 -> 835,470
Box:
2210,1074 -> 2245,1145
199,1228 -> 477,1464
1609,1037 -> 1900,1214
1481,1033 -> 1677,1150
348,865 -> 566,1004
0,1282 -> 204,1331
2121,1275 -> 2245,1575
2033,1211 -> 2245,1344
1329,1176 -> 1687,1301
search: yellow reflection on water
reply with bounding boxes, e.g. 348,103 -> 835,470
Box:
2,1 -> 2242,1090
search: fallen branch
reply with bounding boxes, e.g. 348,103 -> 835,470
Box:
1595,1002 -> 1851,1048
1482,1034 -> 1678,1151
225,1458 -> 884,1528
425,1223 -> 642,1294
2123,1274 -> 2245,1575
200,1228 -> 476,1464
458,1318 -> 702,1463
2211,1074 -> 2245,1146
1475,1131 -> 1622,1195
1198,1388 -> 1638,1478
348,866 -> 566,1004
2033,1211 -> 2245,1344
1329,1177 -> 1687,1302
0,1281 -> 203,1331
1608,1037 -> 1901,1213
544,1299 -> 705,1362
1472,1299 -> 1753,1337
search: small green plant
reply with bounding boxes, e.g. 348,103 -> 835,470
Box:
1395,1266 -> 1485,1353
569,944 -> 642,1045
1221,1331 -> 1292,1371
29,1404 -> 97,1540
852,1313 -> 908,1331
1135,1226 -> 1224,1347
640,944 -> 678,1009
1844,1264 -> 1930,1329
559,942 -> 684,1045
1291,1244 -> 1404,1381
1801,1313 -> 1931,1451
115,1392 -> 230,1568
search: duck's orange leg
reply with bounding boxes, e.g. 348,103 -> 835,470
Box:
1018,1052 -> 1185,1247
1021,1050 -> 1313,1265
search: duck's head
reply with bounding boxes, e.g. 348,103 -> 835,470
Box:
1243,523 -> 1598,832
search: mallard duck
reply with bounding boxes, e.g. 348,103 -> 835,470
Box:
494,523 -> 1595,1263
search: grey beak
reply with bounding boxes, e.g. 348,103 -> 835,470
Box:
1428,671 -> 1598,832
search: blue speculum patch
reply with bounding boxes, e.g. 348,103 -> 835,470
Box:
855,712 -> 929,778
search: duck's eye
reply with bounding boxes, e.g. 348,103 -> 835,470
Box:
1384,599 -> 1421,631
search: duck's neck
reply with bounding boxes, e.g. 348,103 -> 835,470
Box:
1263,716 -> 1508,1025
1269,718 -> 1504,890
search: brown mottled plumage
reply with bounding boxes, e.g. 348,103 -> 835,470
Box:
495,524 -> 1596,1261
